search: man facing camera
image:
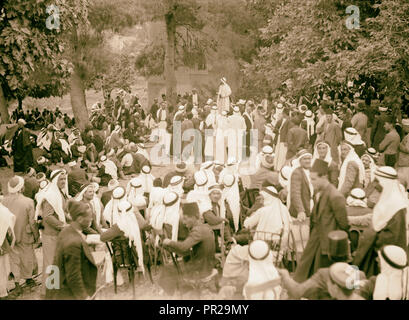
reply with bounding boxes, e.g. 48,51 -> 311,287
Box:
46,201 -> 97,300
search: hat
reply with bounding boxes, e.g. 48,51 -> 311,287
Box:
280,166 -> 292,181
261,153 -> 275,169
68,200 -> 90,221
208,183 -> 222,194
175,162 -> 187,173
108,179 -> 119,191
201,161 -> 213,170
211,105 -> 218,111
328,230 -> 349,261
117,200 -> 133,213
298,104 -> 308,114
367,147 -> 378,157
262,145 -> 274,155
8,176 -> 24,194
296,149 -> 312,160
329,263 -> 356,290
112,186 -> 125,200
206,99 -> 213,105
305,110 -> 313,118
170,175 -> 183,186
130,178 -> 142,188
37,156 -> 47,165
194,171 -> 208,187
222,174 -> 235,188
36,172 -> 46,182
77,146 -> 86,154
100,155 -> 107,162
18,118 -> 27,125
221,111 -> 227,116
178,105 -> 185,111
26,167 -> 36,177
68,160 -> 77,167
276,103 -> 284,110
182,202 -> 200,218
248,240 -> 270,261
350,188 -> 366,200
379,106 -> 388,112
402,118 -> 409,126
237,99 -> 246,105
311,159 -> 329,176
344,127 -> 358,136
375,166 -> 398,180
141,165 -> 151,174
233,106 -> 240,113
163,191 -> 179,207
39,180 -> 49,190
92,182 -> 100,193
380,245 -> 408,269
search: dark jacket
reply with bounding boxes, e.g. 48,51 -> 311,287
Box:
310,183 -> 350,255
165,221 -> 216,279
47,226 -> 97,300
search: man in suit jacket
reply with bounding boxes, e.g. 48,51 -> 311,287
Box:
46,201 -> 97,300
294,159 -> 350,283
289,150 -> 313,220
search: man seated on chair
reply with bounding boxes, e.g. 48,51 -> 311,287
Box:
159,202 -> 216,296
46,200 -> 97,300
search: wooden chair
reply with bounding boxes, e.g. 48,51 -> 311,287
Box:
106,239 -> 140,298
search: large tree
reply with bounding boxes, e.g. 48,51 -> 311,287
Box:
241,0 -> 408,103
0,0 -> 82,123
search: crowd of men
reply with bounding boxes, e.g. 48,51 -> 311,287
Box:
0,78 -> 409,300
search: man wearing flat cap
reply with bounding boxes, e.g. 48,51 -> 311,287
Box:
294,159 -> 350,282
12,118 -> 34,173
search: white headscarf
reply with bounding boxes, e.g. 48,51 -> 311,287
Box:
103,187 -> 126,226
126,178 -> 147,210
221,174 -> 241,232
163,193 -> 181,242
167,176 -> 184,198
361,154 -> 376,188
312,141 -> 332,166
42,170 -> 68,223
372,174 -> 409,232
116,201 -> 145,274
75,184 -> 103,228
140,168 -> 154,194
205,109 -> 217,128
102,158 -> 118,180
34,180 -> 50,220
186,173 -> 212,217
244,188 -> 291,248
338,143 -> 365,191
0,203 -> 16,249
373,247 -> 409,300
244,242 -> 281,300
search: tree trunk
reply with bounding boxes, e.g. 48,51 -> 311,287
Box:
70,67 -> 89,131
165,11 -> 177,108
0,85 -> 10,124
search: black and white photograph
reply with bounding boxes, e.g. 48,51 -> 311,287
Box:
0,0 -> 409,306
